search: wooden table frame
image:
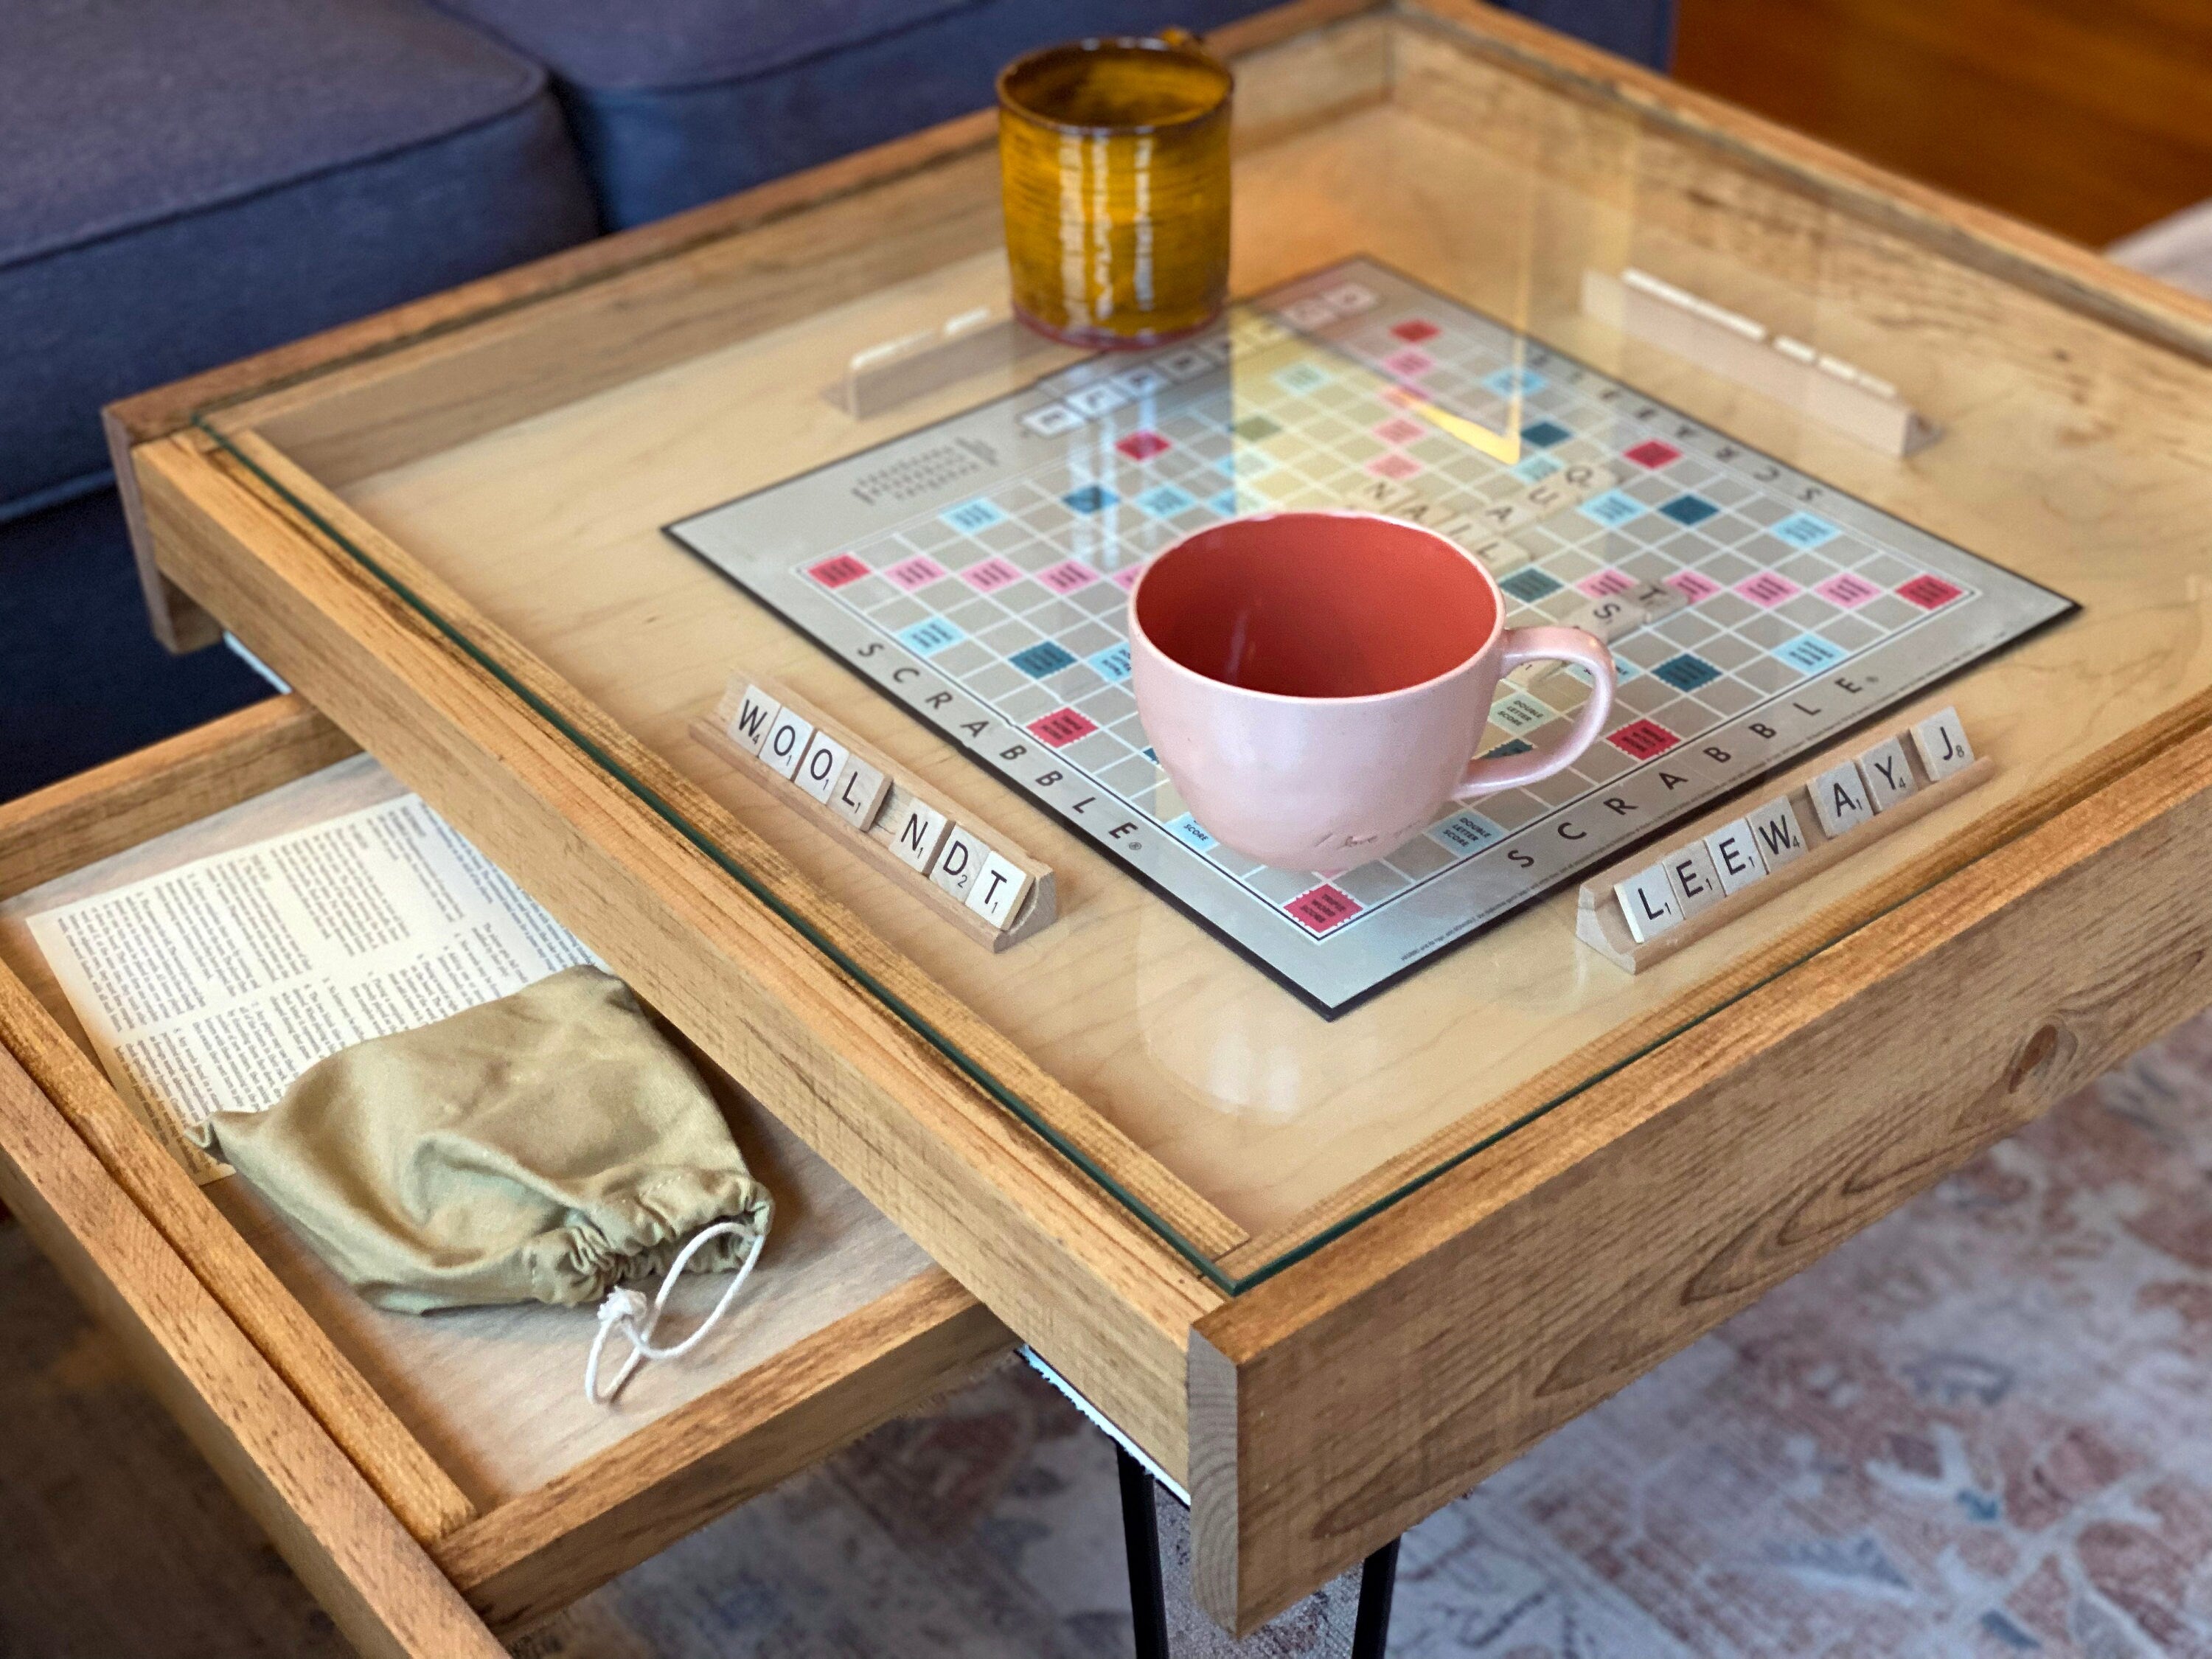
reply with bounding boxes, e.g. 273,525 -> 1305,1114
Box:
77,0 -> 2212,1635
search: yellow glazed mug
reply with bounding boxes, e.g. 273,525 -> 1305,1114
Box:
997,30 -> 1233,349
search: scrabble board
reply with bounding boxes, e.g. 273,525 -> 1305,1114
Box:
667,258 -> 2073,1015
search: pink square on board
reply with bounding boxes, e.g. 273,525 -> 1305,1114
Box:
1624,439 -> 1682,469
1576,568 -> 1634,599
1664,569 -> 1722,605
961,556 -> 1025,594
1734,571 -> 1801,608
1285,884 -> 1362,935
1896,573 -> 1964,609
1390,319 -> 1440,344
807,553 -> 869,588
1371,416 -> 1427,447
1116,430 -> 1171,461
1366,452 -> 1423,481
1037,560 -> 1101,595
1111,564 -> 1146,592
1028,708 -> 1099,748
883,554 -> 948,593
1815,571 -> 1882,608
1382,348 -> 1435,379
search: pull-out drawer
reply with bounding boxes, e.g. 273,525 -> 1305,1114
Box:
0,698 -> 1010,1654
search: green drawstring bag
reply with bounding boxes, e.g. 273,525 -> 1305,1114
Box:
202,965 -> 772,1402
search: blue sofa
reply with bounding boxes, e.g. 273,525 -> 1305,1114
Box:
0,0 -> 1673,801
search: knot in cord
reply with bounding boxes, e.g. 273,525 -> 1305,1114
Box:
584,1221 -> 766,1406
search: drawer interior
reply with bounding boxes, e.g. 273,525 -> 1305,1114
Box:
0,715 -> 1006,1627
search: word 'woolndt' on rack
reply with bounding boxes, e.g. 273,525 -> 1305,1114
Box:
1576,706 -> 1989,973
695,672 -> 1057,950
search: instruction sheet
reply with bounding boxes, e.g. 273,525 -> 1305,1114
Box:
29,795 -> 597,1178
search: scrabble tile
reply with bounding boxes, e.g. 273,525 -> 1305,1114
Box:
726,685 -> 781,756
1809,759 -> 1874,838
794,731 -> 849,804
829,754 -> 890,829
1562,595 -> 1647,643
886,798 -> 950,872
1855,735 -> 1917,812
1703,818 -> 1768,895
931,824 -> 987,901
1910,705 -> 1976,781
1662,838 -> 1725,917
760,708 -> 814,779
1344,476 -> 1419,513
1462,533 -> 1531,574
1614,862 -> 1685,944
1744,796 -> 1809,869
966,851 -> 1032,930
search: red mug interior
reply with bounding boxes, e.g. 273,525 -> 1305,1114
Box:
1135,512 -> 1499,698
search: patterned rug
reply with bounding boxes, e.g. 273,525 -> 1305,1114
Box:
5,1009 -> 2211,1657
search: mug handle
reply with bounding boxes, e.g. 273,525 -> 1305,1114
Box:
1453,626 -> 1617,799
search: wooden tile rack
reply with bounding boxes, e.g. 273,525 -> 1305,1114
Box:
692,672 -> 1057,950
1576,707 -> 1991,973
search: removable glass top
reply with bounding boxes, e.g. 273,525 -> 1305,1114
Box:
193,4 -> 2212,1289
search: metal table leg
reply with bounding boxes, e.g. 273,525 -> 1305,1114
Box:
1116,1442 -> 1402,1658
1118,1444 -> 1171,1659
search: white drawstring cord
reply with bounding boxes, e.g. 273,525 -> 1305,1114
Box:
585,1220 -> 768,1405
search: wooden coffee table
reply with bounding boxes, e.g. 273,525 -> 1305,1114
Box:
6,0 -> 2212,1646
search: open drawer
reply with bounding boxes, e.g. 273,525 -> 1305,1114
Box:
0,698 -> 1010,1655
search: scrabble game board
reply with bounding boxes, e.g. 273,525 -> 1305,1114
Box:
668,258 -> 2073,1015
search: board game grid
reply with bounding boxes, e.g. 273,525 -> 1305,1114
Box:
667,258 -> 2073,1015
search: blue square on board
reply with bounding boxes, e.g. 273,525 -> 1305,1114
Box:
1089,643 -> 1133,682
1510,453 -> 1562,484
1579,490 -> 1647,528
1773,633 -> 1846,674
1521,420 -> 1572,448
1428,811 -> 1505,856
1010,641 -> 1078,679
1660,494 -> 1719,526
1482,366 -> 1548,398
899,616 -> 964,656
1484,737 -> 1534,759
1165,813 -> 1217,852
1208,490 -> 1240,517
941,498 -> 1004,534
1500,567 -> 1562,603
1652,653 -> 1722,692
1137,484 -> 1197,518
1773,511 -> 1840,549
1062,484 -> 1117,515
1273,361 -> 1331,395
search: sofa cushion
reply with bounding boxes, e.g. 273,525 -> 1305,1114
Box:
431,0 -> 974,93
1,0 -> 598,518
436,0 -> 1286,229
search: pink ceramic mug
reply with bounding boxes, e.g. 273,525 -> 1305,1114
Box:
1127,511 -> 1615,869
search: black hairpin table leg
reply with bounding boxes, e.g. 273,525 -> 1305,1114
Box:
1351,1536 -> 1401,1659
1118,1444 -> 1171,1659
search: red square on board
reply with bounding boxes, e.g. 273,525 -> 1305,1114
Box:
1624,439 -> 1681,469
1608,718 -> 1679,759
1389,319 -> 1440,344
1896,574 -> 1964,610
1028,708 -> 1099,748
1285,884 -> 1362,934
1116,430 -> 1171,461
807,553 -> 869,588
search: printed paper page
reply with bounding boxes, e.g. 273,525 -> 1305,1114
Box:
28,795 -> 597,1180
